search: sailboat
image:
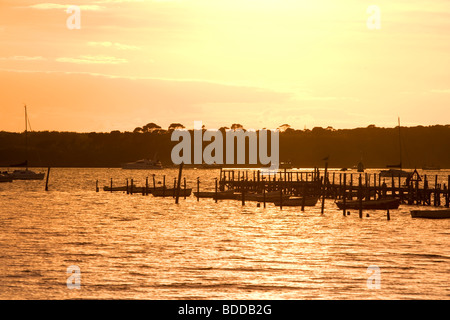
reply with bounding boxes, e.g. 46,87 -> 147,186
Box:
8,105 -> 45,180
380,118 -> 411,178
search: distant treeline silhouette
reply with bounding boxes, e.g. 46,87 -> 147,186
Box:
1,124 -> 449,169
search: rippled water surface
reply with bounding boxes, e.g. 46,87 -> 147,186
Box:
0,168 -> 449,299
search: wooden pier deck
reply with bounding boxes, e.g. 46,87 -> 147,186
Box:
99,167 -> 450,210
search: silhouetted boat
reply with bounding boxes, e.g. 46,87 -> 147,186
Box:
422,165 -> 441,171
0,173 -> 13,183
357,161 -> 365,173
379,168 -> 411,178
151,188 -> 192,197
193,190 -> 237,199
122,158 -> 163,169
280,161 -> 293,169
411,209 -> 450,219
8,105 -> 45,180
236,191 -> 290,202
103,185 -> 145,192
381,118 -> 410,178
273,196 -> 319,207
335,198 -> 401,210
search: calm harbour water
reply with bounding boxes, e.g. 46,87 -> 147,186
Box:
0,168 -> 449,300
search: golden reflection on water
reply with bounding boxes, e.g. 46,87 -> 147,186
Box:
0,168 -> 449,299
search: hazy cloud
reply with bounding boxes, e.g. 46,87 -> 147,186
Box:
28,3 -> 104,11
87,42 -> 140,50
56,55 -> 128,64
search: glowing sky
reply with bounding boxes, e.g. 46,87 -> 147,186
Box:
0,0 -> 449,132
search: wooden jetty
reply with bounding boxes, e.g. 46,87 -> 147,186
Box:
100,168 -> 450,216
219,168 -> 450,210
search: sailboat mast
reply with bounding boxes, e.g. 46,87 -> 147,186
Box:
25,105 -> 28,170
398,117 -> 402,169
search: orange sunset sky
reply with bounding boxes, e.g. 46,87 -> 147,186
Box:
0,0 -> 449,132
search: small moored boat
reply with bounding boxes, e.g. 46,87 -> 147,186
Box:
410,209 -> 450,219
335,198 -> 401,210
193,190 -> 237,200
273,196 -> 320,207
236,191 -> 290,202
151,188 -> 192,197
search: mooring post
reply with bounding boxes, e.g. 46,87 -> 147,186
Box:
321,162 -> 328,214
145,177 -> 149,196
197,177 -> 200,201
44,167 -> 51,191
96,179 -> 99,192
447,175 -> 450,208
110,178 -> 113,193
126,179 -> 129,194
184,177 -> 187,200
263,184 -> 266,208
175,163 -> 183,204
342,173 -> 347,216
358,175 -> 363,218
152,174 -> 156,192
349,174 -> 353,200
131,179 -> 134,195
279,183 -> 283,210
301,182 -> 306,212
163,175 -> 166,197
387,207 -> 391,221
215,178 -> 218,203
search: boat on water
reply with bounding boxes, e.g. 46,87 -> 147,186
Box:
335,198 -> 401,210
9,169 -> 45,180
380,118 -> 411,178
280,161 -> 293,169
236,191 -> 290,202
103,185 -> 145,192
273,196 -> 320,207
411,209 -> 450,219
0,173 -> 13,183
422,165 -> 441,171
193,190 -> 237,199
7,106 -> 45,181
379,168 -> 411,178
122,158 -> 163,170
151,188 -> 192,197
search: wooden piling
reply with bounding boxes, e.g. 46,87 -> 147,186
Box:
96,179 -> 99,192
279,184 -> 283,210
215,178 -> 218,203
301,183 -> 306,212
110,178 -> 113,193
263,184 -> 266,208
126,179 -> 129,194
45,167 -> 51,191
197,177 -> 200,201
184,177 -> 187,200
358,175 -> 363,218
321,162 -> 328,214
342,173 -> 347,216
175,163 -> 183,204
163,175 -> 166,197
